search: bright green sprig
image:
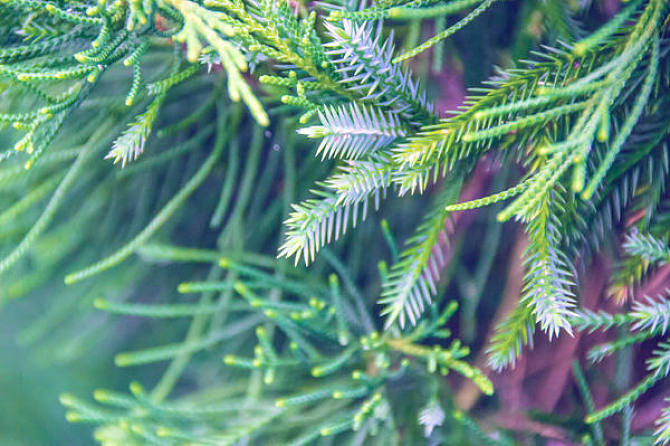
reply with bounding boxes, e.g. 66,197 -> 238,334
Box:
582,35 -> 660,199
146,64 -> 200,95
573,0 -> 645,56
105,94 -> 165,166
445,179 -> 531,212
387,0 -> 485,20
586,366 -> 665,424
393,0 -> 497,63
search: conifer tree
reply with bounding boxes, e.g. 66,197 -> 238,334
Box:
0,0 -> 669,444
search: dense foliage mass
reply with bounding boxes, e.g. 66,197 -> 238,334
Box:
0,0 -> 669,444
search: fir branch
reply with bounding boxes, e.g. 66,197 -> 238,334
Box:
298,103 -> 406,160
623,231 -> 670,265
105,95 -> 165,167
380,175 -> 463,328
521,195 -> 576,339
487,301 -> 535,371
278,155 -> 392,265
323,19 -> 435,122
631,294 -> 670,335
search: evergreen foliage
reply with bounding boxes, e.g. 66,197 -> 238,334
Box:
1,0 -> 670,443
